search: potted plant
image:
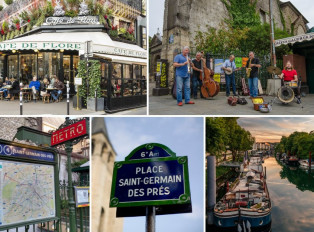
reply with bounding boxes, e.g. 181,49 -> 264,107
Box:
87,60 -> 104,111
12,18 -> 20,30
74,60 -> 88,109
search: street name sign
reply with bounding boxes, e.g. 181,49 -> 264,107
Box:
110,143 -> 192,217
51,119 -> 87,146
0,139 -> 59,230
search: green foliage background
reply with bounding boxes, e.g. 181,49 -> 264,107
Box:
195,0 -> 292,58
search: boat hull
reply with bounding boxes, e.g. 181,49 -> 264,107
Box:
214,211 -> 271,231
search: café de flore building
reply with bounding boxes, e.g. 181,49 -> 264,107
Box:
0,0 -> 147,112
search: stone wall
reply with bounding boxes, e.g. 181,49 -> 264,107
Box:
0,117 -> 41,141
281,4 -> 307,35
91,132 -> 123,232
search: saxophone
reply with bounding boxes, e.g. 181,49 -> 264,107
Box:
246,58 -> 252,78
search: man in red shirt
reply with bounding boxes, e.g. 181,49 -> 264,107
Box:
279,61 -> 301,103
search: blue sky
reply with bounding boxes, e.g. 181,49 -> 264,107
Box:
105,117 -> 204,232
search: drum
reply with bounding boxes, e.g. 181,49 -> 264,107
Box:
277,86 -> 295,103
284,81 -> 298,89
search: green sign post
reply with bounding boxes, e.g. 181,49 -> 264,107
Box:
110,143 -> 192,232
0,139 -> 60,231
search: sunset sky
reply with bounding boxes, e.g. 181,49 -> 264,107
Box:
237,117 -> 314,143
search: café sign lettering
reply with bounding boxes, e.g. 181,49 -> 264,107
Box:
94,45 -> 147,58
51,119 -> 87,146
45,16 -> 99,26
0,42 -> 82,50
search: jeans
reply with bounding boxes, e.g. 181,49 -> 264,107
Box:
192,76 -> 201,97
176,75 -> 190,103
225,73 -> 236,96
248,77 -> 258,97
0,88 -> 8,97
31,86 -> 38,100
51,90 -> 62,101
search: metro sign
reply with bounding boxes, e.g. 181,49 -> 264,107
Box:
51,119 -> 87,146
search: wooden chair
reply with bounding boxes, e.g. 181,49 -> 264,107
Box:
42,93 -> 51,103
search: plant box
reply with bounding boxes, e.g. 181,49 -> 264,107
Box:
73,95 -> 86,109
87,97 -> 104,111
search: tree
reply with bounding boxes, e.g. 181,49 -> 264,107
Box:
206,117 -> 227,163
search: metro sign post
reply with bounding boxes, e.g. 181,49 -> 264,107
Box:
51,118 -> 89,232
110,143 -> 192,232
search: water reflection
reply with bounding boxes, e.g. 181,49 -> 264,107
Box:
265,157 -> 314,232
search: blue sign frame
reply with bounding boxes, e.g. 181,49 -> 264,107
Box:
110,143 -> 191,208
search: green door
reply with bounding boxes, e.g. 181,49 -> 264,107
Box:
306,57 -> 314,94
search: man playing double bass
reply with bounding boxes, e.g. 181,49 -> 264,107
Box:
173,46 -> 195,106
191,52 -> 205,99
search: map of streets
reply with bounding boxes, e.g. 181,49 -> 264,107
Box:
0,161 -> 56,226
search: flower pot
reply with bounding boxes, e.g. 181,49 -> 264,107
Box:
87,97 -> 104,111
72,94 -> 86,109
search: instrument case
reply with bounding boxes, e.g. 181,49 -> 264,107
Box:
251,97 -> 268,111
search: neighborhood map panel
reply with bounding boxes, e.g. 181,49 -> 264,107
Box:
0,160 -> 55,226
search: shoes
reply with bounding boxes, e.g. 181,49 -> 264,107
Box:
194,96 -> 197,99
178,102 -> 183,106
226,94 -> 230,97
186,101 -> 195,104
233,94 -> 238,97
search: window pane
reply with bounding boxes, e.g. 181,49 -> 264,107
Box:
20,54 -> 37,84
133,64 -> 141,79
8,55 -> 18,79
123,64 -> 132,79
123,79 -> 133,96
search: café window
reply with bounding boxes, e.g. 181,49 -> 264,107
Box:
122,64 -> 133,96
100,62 -> 110,97
140,26 -> 147,49
112,63 -> 122,97
0,56 -> 5,81
20,54 -> 37,84
38,52 -> 60,80
8,55 -> 18,79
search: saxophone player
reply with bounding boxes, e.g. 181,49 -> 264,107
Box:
246,51 -> 261,98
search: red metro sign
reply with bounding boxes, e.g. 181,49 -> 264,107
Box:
51,119 -> 87,146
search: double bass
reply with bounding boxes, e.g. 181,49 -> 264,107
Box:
199,58 -> 218,98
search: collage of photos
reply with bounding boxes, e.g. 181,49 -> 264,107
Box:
0,0 -> 314,232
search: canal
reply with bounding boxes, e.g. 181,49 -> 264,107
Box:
265,157 -> 314,232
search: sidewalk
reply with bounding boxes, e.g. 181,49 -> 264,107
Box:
149,83 -> 314,115
0,99 -> 146,115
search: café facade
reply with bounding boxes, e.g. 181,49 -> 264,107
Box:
0,14 -> 147,112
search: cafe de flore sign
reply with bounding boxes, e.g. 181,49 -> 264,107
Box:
110,143 -> 192,217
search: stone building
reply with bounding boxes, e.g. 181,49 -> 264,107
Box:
158,0 -> 309,85
149,29 -> 162,80
91,117 -> 123,232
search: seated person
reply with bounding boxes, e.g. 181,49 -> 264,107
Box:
51,77 -> 64,102
40,78 -> 50,97
0,77 -> 12,98
6,78 -> 20,101
279,61 -> 301,104
28,76 -> 41,102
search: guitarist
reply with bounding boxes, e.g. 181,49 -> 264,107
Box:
173,46 -> 195,106
222,55 -> 241,97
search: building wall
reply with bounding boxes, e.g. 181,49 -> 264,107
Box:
0,117 -> 41,141
91,132 -> 123,232
160,0 -> 307,84
281,5 -> 307,35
